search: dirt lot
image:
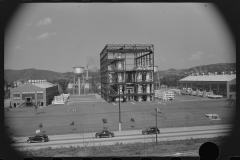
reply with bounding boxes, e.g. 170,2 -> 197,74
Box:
4,94 -> 235,137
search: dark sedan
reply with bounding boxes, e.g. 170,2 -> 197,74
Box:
142,127 -> 160,135
27,134 -> 49,143
95,130 -> 115,138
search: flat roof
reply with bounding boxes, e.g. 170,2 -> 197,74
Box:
179,75 -> 236,82
33,82 -> 58,88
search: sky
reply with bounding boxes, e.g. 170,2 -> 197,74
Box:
4,3 -> 235,73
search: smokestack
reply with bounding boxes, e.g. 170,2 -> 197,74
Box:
86,65 -> 88,81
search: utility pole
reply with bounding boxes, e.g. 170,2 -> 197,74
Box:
119,85 -> 121,131
73,75 -> 75,95
154,108 -> 164,146
155,108 -> 158,146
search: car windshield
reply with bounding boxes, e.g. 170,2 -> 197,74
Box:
101,130 -> 106,133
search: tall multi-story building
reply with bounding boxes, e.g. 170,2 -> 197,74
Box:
100,44 -> 155,102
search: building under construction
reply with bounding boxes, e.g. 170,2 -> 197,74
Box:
100,44 -> 155,102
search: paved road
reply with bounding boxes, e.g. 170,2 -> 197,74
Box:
12,124 -> 232,150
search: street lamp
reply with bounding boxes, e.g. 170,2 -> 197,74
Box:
118,84 -> 121,131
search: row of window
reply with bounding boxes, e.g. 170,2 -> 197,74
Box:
13,92 -> 43,100
178,83 -> 236,92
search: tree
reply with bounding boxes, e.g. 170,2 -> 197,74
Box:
102,118 -> 108,130
226,96 -> 235,108
35,103 -> 38,115
70,121 -> 76,133
38,123 -> 43,130
130,118 -> 135,129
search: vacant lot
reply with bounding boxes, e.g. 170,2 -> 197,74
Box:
5,94 -> 235,137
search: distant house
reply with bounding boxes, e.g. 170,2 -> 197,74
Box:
67,83 -> 74,89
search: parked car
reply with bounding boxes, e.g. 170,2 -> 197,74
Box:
142,126 -> 160,135
27,134 -> 49,143
95,130 -> 115,138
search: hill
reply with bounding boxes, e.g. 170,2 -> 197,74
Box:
4,63 -> 235,83
4,68 -> 100,83
157,63 -> 236,76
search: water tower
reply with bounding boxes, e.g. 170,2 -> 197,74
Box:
73,66 -> 84,95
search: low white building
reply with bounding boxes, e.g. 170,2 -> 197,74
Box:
178,74 -> 236,99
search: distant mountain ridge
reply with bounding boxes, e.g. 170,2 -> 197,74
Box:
158,63 -> 236,76
4,63 -> 236,82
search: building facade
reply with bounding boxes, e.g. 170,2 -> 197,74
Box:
100,44 -> 155,102
10,82 -> 58,108
177,74 -> 236,99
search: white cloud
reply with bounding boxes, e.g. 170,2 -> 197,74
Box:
208,53 -> 215,58
36,32 -> 57,40
15,45 -> 22,49
26,23 -> 33,26
158,56 -> 167,62
188,51 -> 203,60
177,58 -> 185,62
37,18 -> 52,26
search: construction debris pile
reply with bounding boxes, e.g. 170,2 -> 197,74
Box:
155,89 -> 174,101
52,94 -> 70,105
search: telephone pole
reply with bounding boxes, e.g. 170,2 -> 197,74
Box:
119,85 -> 121,131
155,108 -> 158,146
155,108 -> 164,146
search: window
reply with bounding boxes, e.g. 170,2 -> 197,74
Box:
13,92 -> 20,100
230,84 -> 236,92
192,83 -> 197,90
37,93 -> 43,99
197,84 -> 203,90
22,92 -> 35,100
203,84 -> 210,91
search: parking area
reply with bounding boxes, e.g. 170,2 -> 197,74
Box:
5,94 -> 235,137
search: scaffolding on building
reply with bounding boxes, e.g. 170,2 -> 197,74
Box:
100,44 -> 155,102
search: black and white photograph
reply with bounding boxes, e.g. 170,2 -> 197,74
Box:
3,2 -> 238,158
